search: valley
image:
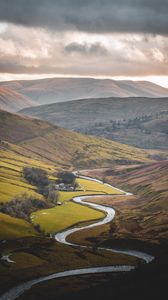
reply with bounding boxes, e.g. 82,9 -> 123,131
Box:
0,172 -> 153,300
20,96 -> 168,150
0,82 -> 167,300
1,78 -> 168,111
1,1 -> 168,299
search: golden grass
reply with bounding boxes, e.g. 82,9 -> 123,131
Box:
0,139 -> 124,240
0,167 -> 20,177
0,213 -> 36,239
58,191 -> 103,202
1,110 -> 152,171
0,182 -> 41,202
0,143 -> 57,238
77,178 -> 122,194
0,143 -> 57,203
0,176 -> 36,189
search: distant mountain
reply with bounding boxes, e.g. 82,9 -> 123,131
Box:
20,97 -> 168,150
0,77 -> 168,107
0,110 -> 152,168
0,86 -> 35,112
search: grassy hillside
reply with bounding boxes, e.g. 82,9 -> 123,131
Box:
0,109 -> 127,239
0,110 -> 152,169
84,111 -> 168,150
0,141 -> 57,202
20,97 -> 168,129
0,110 -> 162,240
0,141 -> 122,239
0,213 -> 37,239
0,86 -> 35,112
0,141 -> 58,239
20,97 -> 168,150
1,78 -> 168,108
78,161 -> 168,244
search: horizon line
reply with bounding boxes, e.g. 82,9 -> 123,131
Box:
0,74 -> 168,88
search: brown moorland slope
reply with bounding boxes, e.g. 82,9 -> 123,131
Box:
1,77 -> 168,107
0,110 -> 153,168
20,97 -> 168,150
0,86 -> 35,112
76,161 -> 168,244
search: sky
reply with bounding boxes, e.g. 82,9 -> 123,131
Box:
0,0 -> 168,87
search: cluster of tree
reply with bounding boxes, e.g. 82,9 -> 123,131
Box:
39,183 -> 59,203
94,110 -> 168,127
1,168 -> 79,223
0,194 -> 52,220
23,167 -> 59,203
23,167 -> 49,187
94,116 -> 152,131
56,171 -> 76,185
82,110 -> 168,135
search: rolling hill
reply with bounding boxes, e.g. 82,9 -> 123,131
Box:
0,110 -> 167,299
0,78 -> 168,109
20,97 -> 168,150
0,86 -> 35,112
0,110 -> 152,169
0,109 -> 153,241
77,160 -> 168,243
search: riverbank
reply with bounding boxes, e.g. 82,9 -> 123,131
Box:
0,173 -> 156,300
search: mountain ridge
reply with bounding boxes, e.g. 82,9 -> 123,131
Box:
0,77 -> 168,111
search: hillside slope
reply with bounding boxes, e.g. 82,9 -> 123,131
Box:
1,78 -> 168,107
0,110 -> 152,169
20,97 -> 168,129
0,86 -> 35,112
79,161 -> 168,243
20,97 -> 168,150
0,110 -> 153,241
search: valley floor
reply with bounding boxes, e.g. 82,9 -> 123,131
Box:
0,161 -> 167,300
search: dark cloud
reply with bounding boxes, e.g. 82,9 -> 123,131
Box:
64,42 -> 108,55
0,0 -> 168,35
0,22 -> 168,78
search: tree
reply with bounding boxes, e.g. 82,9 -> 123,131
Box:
0,193 -> 52,220
47,183 -> 59,204
57,171 -> 76,185
23,167 -> 49,187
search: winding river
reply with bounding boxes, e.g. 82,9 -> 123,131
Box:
0,174 -> 154,300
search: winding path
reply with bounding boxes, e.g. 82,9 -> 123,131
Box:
0,174 -> 154,300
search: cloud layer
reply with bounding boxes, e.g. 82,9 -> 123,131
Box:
0,0 -> 168,35
64,42 -> 108,56
0,24 -> 167,77
0,1 -> 168,83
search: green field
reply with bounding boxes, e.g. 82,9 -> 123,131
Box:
0,141 -> 123,239
57,178 -> 121,203
77,178 -> 120,194
0,144 -> 57,239
31,178 -> 122,234
31,202 -> 104,234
